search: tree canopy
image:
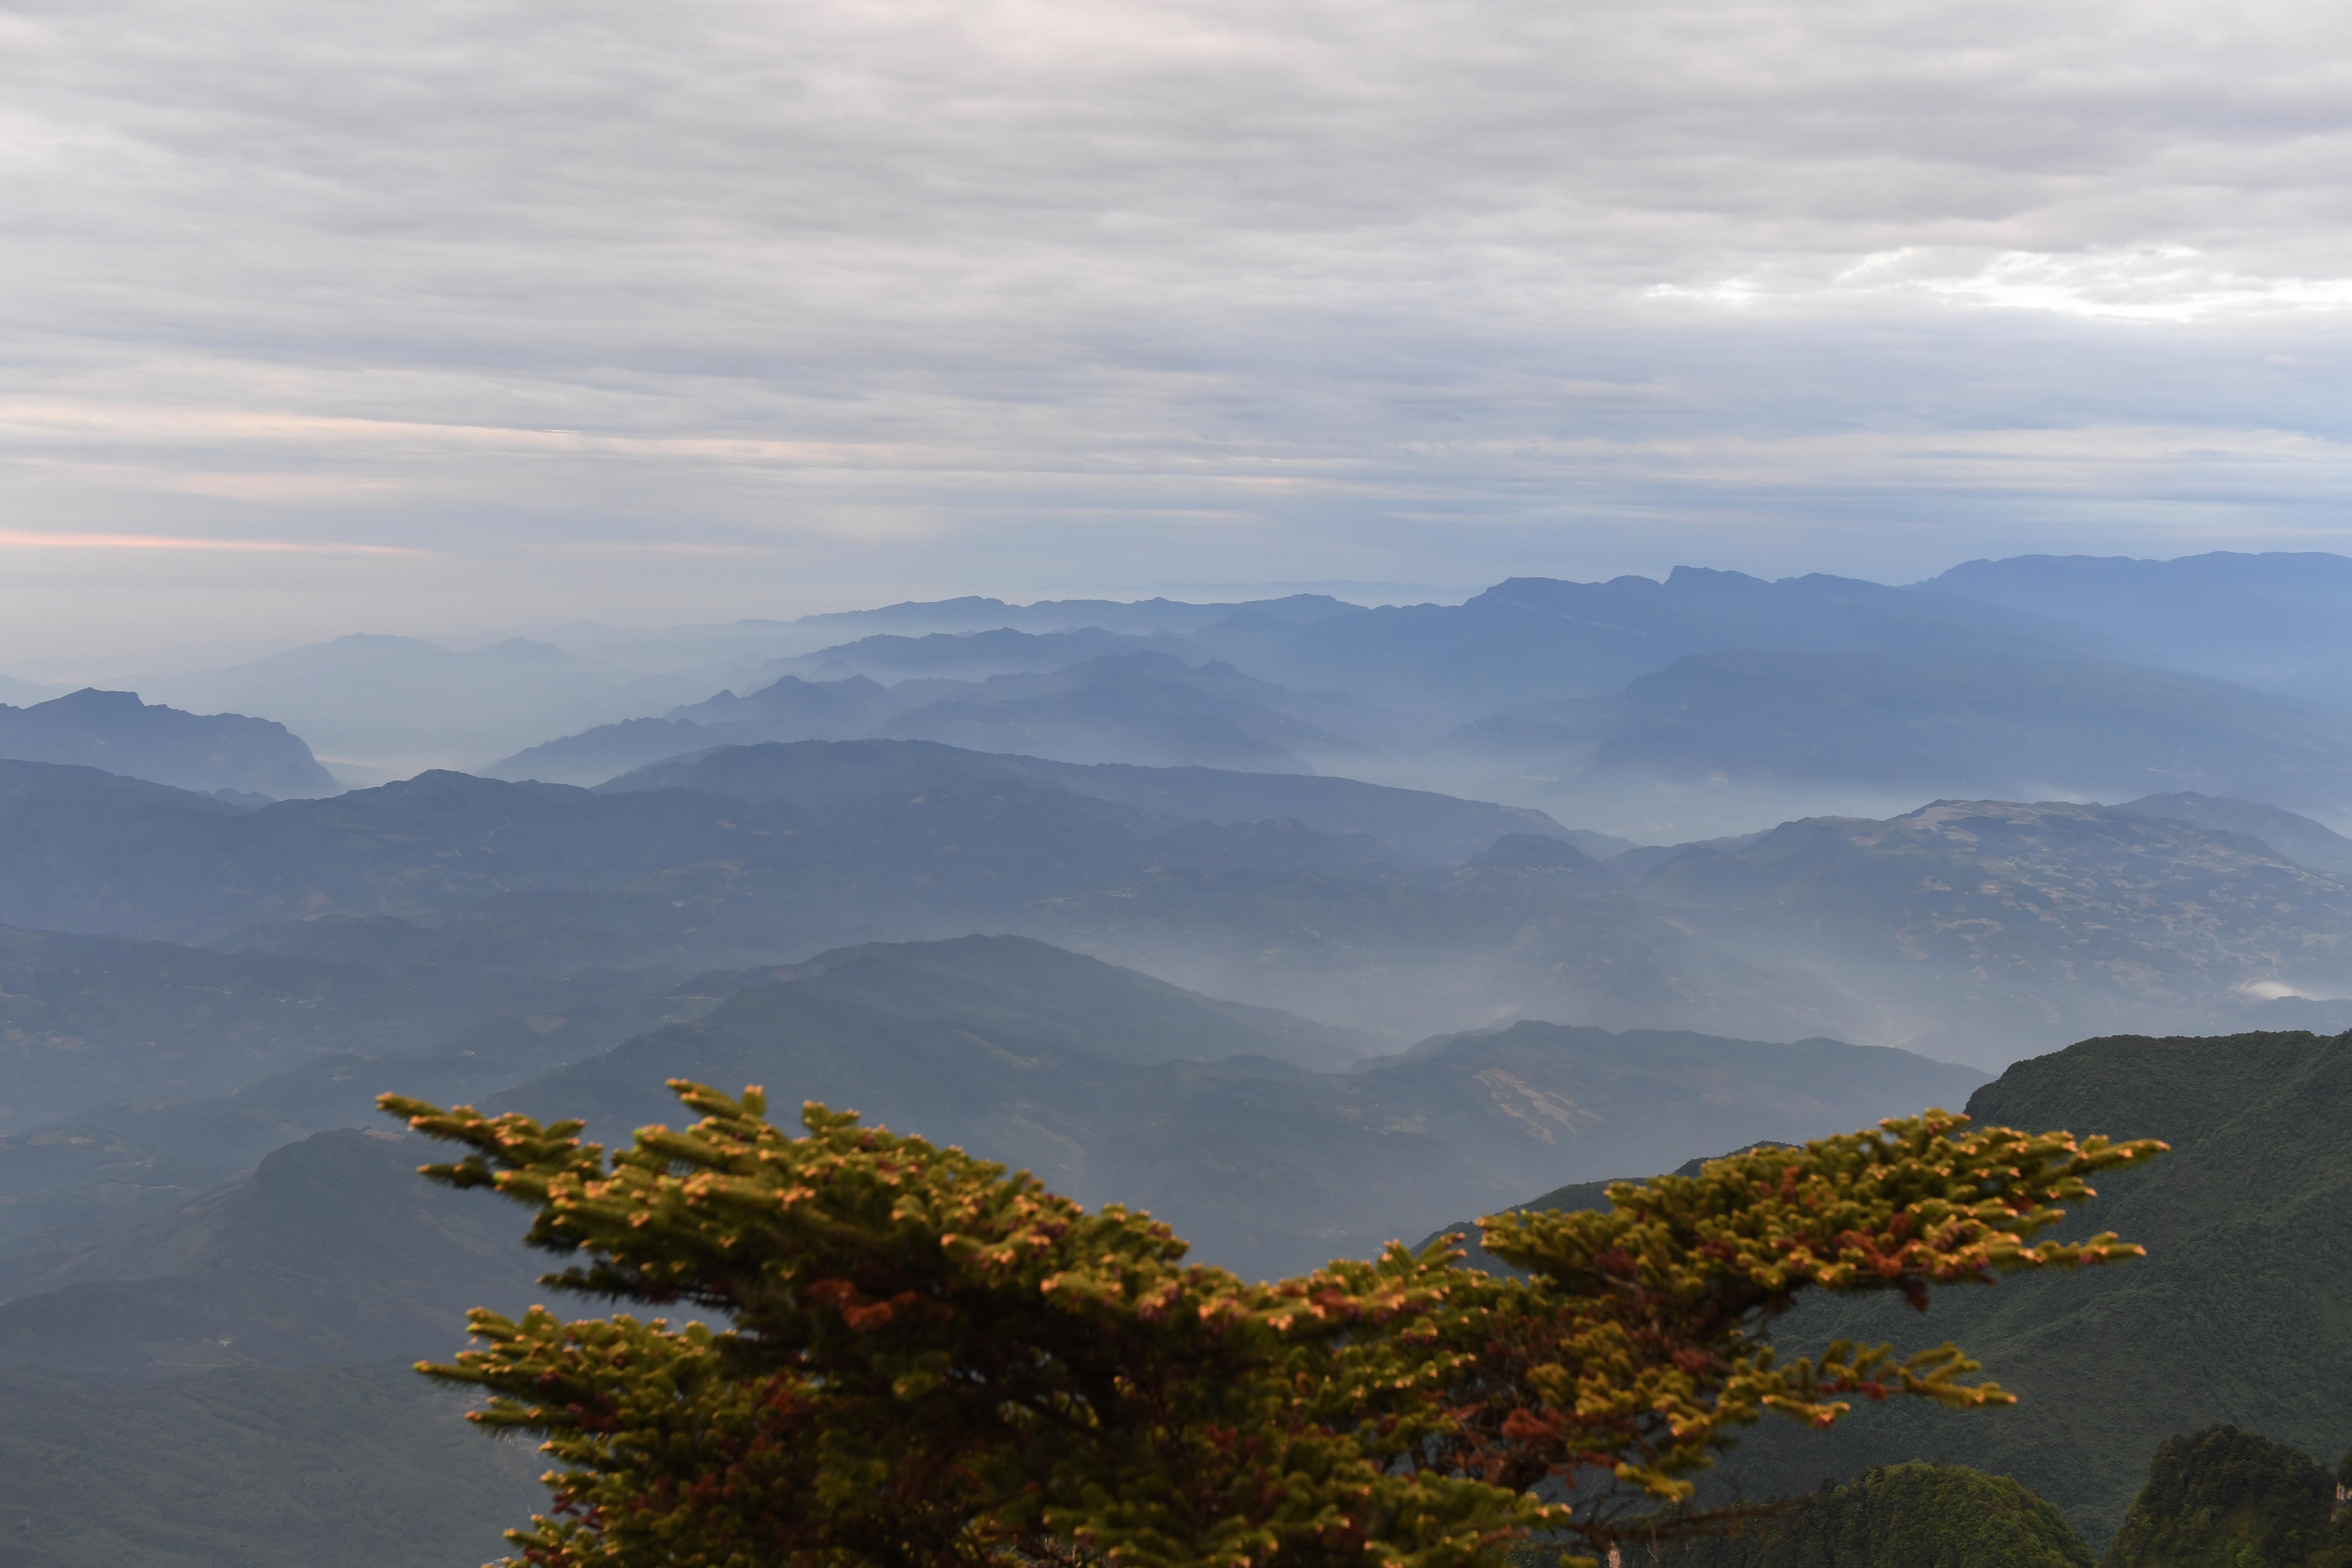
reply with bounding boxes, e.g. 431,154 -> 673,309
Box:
2104,1426 -> 2352,1568
381,1081 -> 2164,1568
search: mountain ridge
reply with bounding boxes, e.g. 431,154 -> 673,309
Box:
0,689 -> 335,798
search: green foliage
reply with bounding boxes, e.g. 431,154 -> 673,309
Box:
498,960 -> 1982,1279
1688,1029 -> 2352,1543
385,1082 -> 2159,1568
2103,1426 -> 2352,1568
1656,1462 -> 2095,1568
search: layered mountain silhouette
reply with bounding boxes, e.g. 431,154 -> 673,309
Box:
1169,569 -> 2104,714
1449,646 -> 2352,808
0,689 -> 334,797
556,591 -> 1362,674
7,745 -> 2350,1059
478,566 -> 2352,825
0,922 -> 679,1135
603,738 -> 1558,862
476,936 -> 1974,1277
127,633 -> 696,780
0,936 -> 1977,1313
494,651 -> 1391,781
767,626 -> 1210,683
16,554 -> 2352,1567
1927,550 -> 2352,689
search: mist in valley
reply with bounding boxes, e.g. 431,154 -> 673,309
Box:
10,0 -> 2352,1552
16,565 -> 2352,1564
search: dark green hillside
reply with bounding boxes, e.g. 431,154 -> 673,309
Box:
0,1362 -> 539,1567
1658,1463 -> 2095,1568
1706,1029 -> 2352,1543
2104,1426 -> 2352,1567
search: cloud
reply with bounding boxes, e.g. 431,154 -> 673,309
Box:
0,528 -> 417,553
3,0 -> 2351,656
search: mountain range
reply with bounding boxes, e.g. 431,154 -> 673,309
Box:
0,982 -> 2334,1562
26,555 -> 2352,836
492,650 -> 1398,781
6,741 -> 2350,1061
115,595 -> 1370,780
456,560 -> 2352,838
0,924 -> 1990,1563
1927,551 -> 2352,692
0,689 -> 334,798
0,932 -> 1983,1289
1453,645 -> 2352,806
5,553 -> 2352,1563
1617,1025 -> 2352,1547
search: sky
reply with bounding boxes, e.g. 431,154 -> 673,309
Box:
5,0 -> 2351,668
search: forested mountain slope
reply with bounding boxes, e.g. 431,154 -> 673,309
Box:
2103,1426 -> 2352,1568
1659,1463 -> 2096,1568
1694,1029 -> 2352,1544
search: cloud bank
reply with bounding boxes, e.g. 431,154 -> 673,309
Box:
3,0 -> 2350,659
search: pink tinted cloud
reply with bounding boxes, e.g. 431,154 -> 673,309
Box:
0,530 -> 419,555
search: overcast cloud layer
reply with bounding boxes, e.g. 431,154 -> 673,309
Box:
5,0 -> 2351,664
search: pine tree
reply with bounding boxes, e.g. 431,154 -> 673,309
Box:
381,1082 -> 2164,1568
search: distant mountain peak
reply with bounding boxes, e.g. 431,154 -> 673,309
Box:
0,689 -> 335,798
39,687 -> 150,714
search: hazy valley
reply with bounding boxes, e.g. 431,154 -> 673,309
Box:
4,553 -> 2352,1563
